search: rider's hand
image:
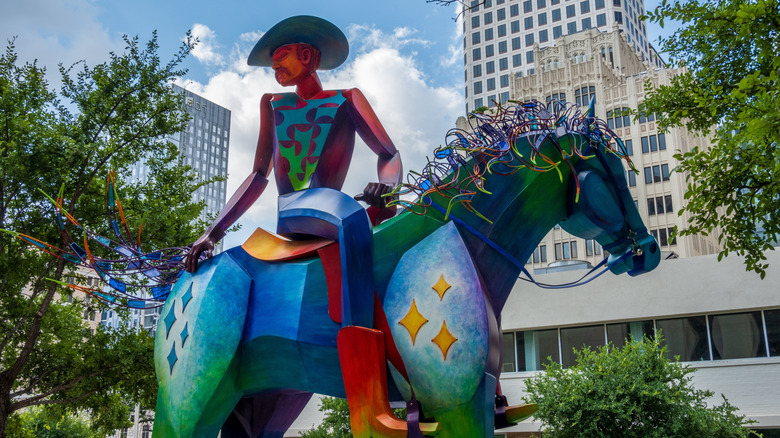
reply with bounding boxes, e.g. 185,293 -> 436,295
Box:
357,182 -> 395,208
185,236 -> 217,273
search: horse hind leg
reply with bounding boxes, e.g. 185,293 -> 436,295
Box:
220,390 -> 313,438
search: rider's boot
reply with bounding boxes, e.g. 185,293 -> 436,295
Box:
337,326 -> 439,437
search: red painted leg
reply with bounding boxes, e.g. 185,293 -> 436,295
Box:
337,326 -> 439,437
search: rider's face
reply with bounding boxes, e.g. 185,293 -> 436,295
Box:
271,45 -> 310,87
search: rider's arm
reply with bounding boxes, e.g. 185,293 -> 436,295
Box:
184,94 -> 276,272
343,88 -> 402,213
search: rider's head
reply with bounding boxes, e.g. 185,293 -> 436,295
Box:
271,43 -> 322,87
247,16 -> 348,73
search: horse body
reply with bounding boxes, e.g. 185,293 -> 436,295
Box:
152,105 -> 661,437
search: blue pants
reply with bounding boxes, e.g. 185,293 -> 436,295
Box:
276,188 -> 374,328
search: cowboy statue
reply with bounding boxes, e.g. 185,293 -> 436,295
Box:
184,15 -> 407,435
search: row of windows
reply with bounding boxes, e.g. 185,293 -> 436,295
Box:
502,309 -> 780,372
647,195 -> 674,216
641,133 -> 667,153
644,164 -> 671,184
473,92 -> 511,110
554,240 -> 578,260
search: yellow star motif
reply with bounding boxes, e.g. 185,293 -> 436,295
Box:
398,299 -> 428,345
431,274 -> 451,301
431,320 -> 458,360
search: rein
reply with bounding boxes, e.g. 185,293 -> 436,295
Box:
424,197 -> 631,289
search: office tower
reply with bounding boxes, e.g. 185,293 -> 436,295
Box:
112,85 -> 231,334
461,0 -> 665,113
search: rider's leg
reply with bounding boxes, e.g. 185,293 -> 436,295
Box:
277,189 -> 415,436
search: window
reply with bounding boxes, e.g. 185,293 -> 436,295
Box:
524,16 -> 534,29
585,239 -> 602,256
487,78 -> 496,91
525,34 -> 535,46
474,97 -> 484,108
498,24 -> 507,37
510,4 -> 519,16
500,91 -> 510,102
473,48 -> 482,61
765,309 -> 780,357
626,169 -> 636,187
567,22 -> 577,34
574,85 -> 596,106
539,29 -> 549,42
709,312 -> 767,360
485,28 -> 494,41
500,74 -> 509,87
661,164 -> 670,181
526,50 -> 534,63
537,0 -> 546,7
595,0 -> 605,8
646,198 -> 656,215
658,133 -> 667,150
553,25 -> 563,38
472,16 -> 480,28
486,60 -> 495,73
580,0 -> 590,13
644,167 -> 652,184
502,332 -> 517,372
552,8 -> 561,21
512,54 -> 523,67
641,136 -> 649,153
652,165 -> 661,183
650,135 -> 658,151
566,4 -> 576,17
473,81 -> 483,94
524,0 -> 533,12
538,12 -> 548,25
485,44 -> 495,57
484,11 -> 493,24
615,11 -> 623,24
473,64 -> 482,77
499,57 -> 508,70
518,329 -> 560,371
511,20 -> 521,33
657,316 -> 710,361
597,13 -> 607,26
497,8 -> 506,20
624,139 -> 633,155
664,195 -> 673,213
607,321 -> 654,347
582,17 -> 592,29
561,325 -> 605,367
512,37 -> 522,50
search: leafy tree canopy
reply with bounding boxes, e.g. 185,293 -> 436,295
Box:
524,336 -> 759,437
641,0 -> 780,277
0,32 -> 212,436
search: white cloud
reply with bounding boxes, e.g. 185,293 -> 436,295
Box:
185,27 -> 462,246
190,23 -> 224,66
0,0 -> 120,75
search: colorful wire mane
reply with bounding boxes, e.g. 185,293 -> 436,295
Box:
386,99 -> 636,222
2,171 -> 189,308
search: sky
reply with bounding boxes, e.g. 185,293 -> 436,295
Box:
1,0 -> 676,246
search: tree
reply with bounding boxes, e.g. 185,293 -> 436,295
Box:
0,33 -> 210,435
640,0 -> 780,277
5,406 -> 100,438
523,336 -> 759,437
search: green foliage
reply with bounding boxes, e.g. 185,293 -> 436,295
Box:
6,407 -> 99,438
299,397 -> 407,437
524,336 -> 759,437
640,0 -> 780,277
0,32 -> 209,435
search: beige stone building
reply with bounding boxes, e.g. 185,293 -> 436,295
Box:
503,25 -> 720,271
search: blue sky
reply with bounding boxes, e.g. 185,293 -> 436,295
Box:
1,0 -> 676,245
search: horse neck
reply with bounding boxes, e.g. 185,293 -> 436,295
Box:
460,149 -> 578,314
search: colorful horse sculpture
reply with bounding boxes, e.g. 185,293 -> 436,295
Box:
151,102 -> 660,437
